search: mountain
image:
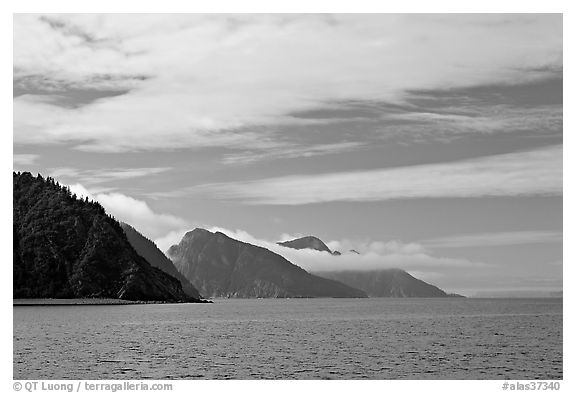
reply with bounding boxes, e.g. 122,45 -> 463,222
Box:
120,223 -> 201,299
13,172 -> 199,302
315,269 -> 462,298
167,229 -> 367,298
474,290 -> 562,298
278,236 -> 340,255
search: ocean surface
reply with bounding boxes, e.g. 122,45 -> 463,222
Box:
13,298 -> 562,380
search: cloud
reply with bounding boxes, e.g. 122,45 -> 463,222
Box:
422,230 -> 562,248
381,105 -> 562,139
50,166 -> 172,186
221,141 -> 364,165
68,183 -> 188,240
13,154 -> 39,166
189,146 -> 562,205
205,226 -> 481,273
13,14 -> 562,152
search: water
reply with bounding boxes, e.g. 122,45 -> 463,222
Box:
13,298 -> 562,379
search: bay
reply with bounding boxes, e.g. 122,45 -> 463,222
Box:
13,298 -> 563,380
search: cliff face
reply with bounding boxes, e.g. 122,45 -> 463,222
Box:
167,229 -> 367,298
316,269 -> 461,298
120,223 -> 201,299
13,172 -> 198,302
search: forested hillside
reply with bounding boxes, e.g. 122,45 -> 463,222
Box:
13,172 -> 198,302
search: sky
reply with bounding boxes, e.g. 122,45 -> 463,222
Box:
13,13 -> 563,296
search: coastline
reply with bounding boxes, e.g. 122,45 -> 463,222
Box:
13,298 -> 212,306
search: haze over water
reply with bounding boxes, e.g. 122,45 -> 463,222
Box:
13,298 -> 562,379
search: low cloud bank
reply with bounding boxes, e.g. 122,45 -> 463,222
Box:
207,226 -> 480,273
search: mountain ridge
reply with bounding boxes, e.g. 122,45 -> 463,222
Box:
168,228 -> 367,298
277,235 -> 341,255
120,222 -> 202,299
13,172 -> 200,302
316,269 -> 463,298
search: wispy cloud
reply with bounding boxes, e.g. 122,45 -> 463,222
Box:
49,166 -> 171,186
189,146 -> 562,205
221,141 -> 364,165
381,105 -> 562,139
13,154 -> 39,166
421,230 -> 562,248
13,14 -> 562,152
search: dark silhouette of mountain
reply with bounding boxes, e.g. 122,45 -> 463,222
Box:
278,235 -> 343,256
120,222 -> 201,299
349,249 -> 360,254
13,172 -> 200,302
278,236 -> 333,253
167,229 -> 367,298
316,269 -> 463,298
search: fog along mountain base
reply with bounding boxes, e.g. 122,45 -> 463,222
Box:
278,235 -> 462,298
13,172 -> 202,303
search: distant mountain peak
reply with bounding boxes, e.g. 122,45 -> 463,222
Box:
277,235 -> 335,254
184,228 -> 212,238
177,228 -> 214,246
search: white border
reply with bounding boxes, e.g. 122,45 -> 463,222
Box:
3,2 -> 571,392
